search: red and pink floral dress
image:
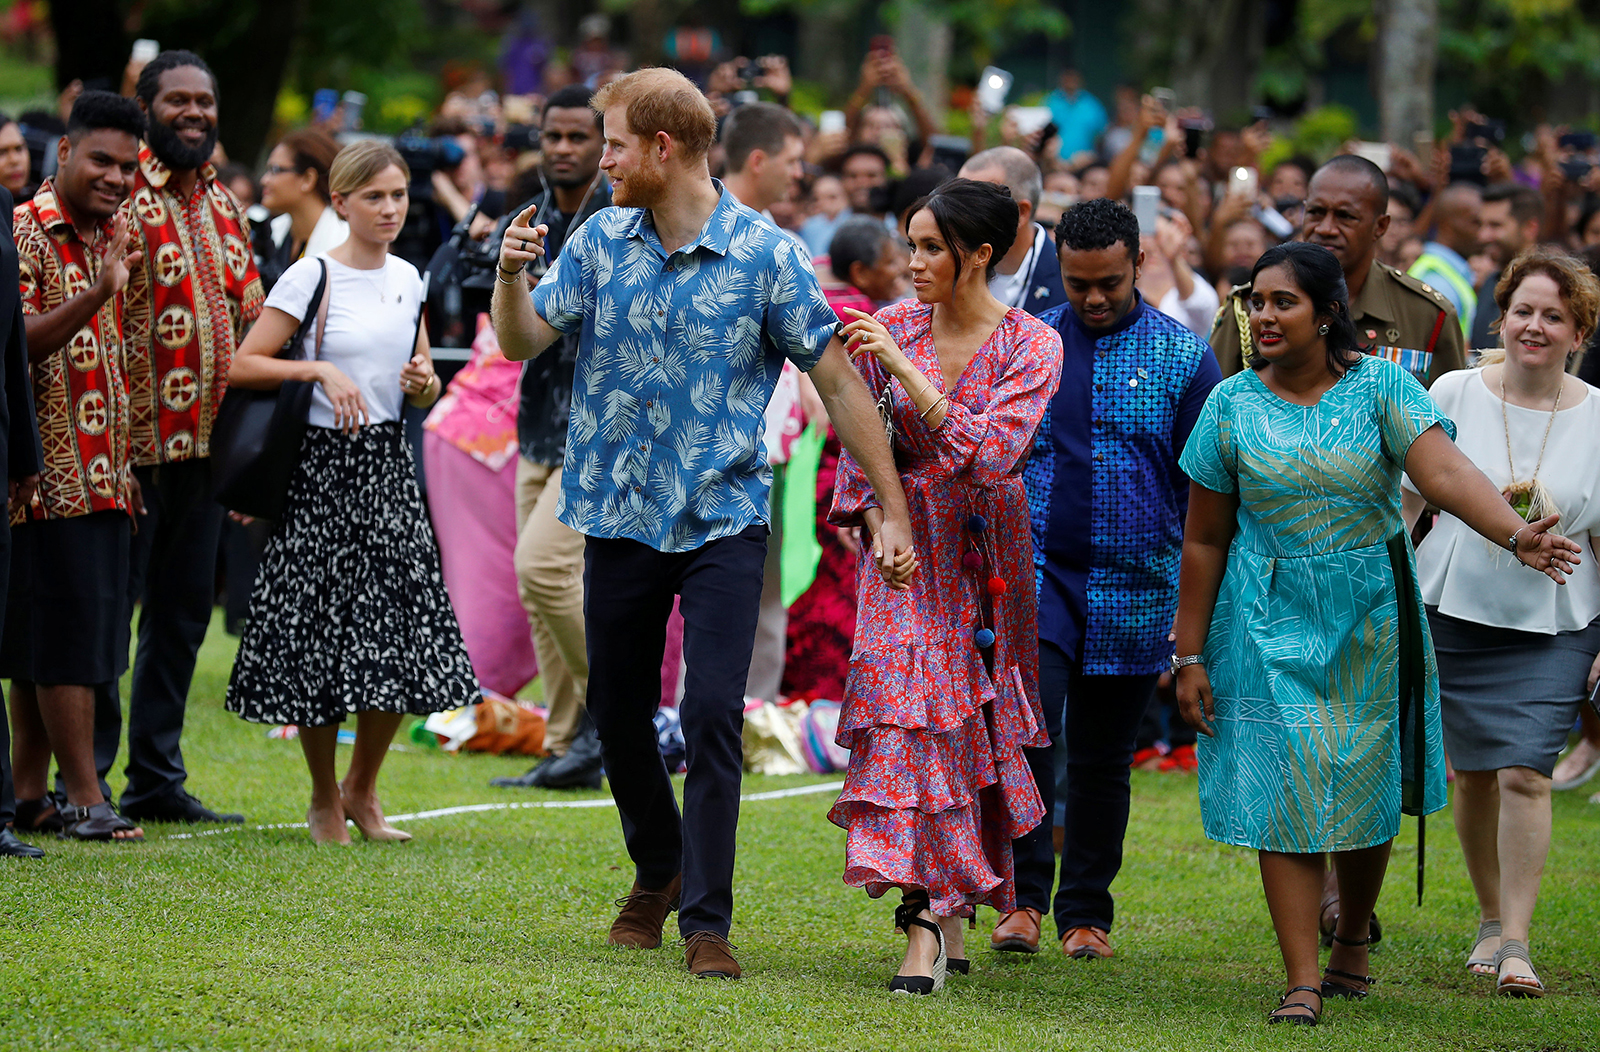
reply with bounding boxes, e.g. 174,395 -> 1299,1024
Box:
828,299 -> 1063,917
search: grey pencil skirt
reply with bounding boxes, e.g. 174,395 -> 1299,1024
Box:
1427,606 -> 1600,776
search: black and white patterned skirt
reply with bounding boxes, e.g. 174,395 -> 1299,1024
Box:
226,422 -> 481,727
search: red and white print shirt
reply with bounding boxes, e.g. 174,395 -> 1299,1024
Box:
12,179 -> 132,522
122,147 -> 264,465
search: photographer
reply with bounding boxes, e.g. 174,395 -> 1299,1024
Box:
842,45 -> 936,171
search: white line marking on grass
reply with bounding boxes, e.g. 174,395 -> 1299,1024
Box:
164,780 -> 844,840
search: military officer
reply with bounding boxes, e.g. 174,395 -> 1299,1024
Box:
1210,154 -> 1465,388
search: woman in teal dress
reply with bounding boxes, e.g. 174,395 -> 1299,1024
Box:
1172,243 -> 1581,1027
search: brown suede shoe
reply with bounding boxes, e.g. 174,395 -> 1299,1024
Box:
606,874 -> 682,949
991,908 -> 1042,953
1061,926 -> 1114,960
684,930 -> 741,978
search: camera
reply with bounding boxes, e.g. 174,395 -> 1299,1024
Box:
1560,131 -> 1597,153
503,124 -> 540,153
396,133 -> 467,183
1559,158 -> 1593,182
1449,144 -> 1489,187
1464,119 -> 1506,144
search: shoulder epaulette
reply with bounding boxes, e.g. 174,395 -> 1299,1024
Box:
1390,264 -> 1453,310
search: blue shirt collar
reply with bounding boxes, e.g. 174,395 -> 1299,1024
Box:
620,178 -> 741,259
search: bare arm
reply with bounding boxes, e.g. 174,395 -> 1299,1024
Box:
26,286 -> 112,362
25,212 -> 142,361
228,306 -> 372,434
808,338 -> 917,586
1401,487 -> 1426,531
399,322 -> 442,408
227,307 -> 323,389
1404,424 -> 1582,582
490,204 -> 563,362
1173,482 -> 1239,737
1105,97 -> 1160,203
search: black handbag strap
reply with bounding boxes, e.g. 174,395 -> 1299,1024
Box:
411,271 -> 430,358
283,259 -> 330,363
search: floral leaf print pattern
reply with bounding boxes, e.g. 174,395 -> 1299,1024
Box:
528,183 -> 840,552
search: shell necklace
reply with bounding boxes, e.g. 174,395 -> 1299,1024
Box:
1500,368 -> 1562,521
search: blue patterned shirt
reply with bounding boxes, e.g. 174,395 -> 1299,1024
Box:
531,182 -> 839,552
1024,295 -> 1223,675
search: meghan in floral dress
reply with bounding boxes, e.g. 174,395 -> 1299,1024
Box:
829,299 -> 1062,920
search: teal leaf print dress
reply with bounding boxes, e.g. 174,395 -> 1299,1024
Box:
1179,357 -> 1451,852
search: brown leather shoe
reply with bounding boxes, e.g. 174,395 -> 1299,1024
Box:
991,908 -> 1042,953
684,930 -> 741,978
606,874 -> 682,949
1061,926 -> 1114,959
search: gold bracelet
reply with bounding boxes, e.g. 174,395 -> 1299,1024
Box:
919,395 -> 947,422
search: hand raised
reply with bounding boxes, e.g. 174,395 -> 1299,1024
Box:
840,307 -> 905,371
500,204 -> 548,274
97,212 -> 144,297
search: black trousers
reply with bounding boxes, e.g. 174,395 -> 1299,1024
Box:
0,517 -> 12,828
583,525 -> 766,939
1012,640 -> 1159,933
94,458 -> 223,809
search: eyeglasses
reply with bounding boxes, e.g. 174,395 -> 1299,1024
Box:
264,164 -> 301,176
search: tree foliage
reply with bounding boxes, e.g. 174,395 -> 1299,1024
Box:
1257,0 -> 1600,125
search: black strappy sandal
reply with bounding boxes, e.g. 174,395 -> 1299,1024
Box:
888,890 -> 947,996
1322,932 -> 1374,1000
1267,986 -> 1321,1026
59,803 -> 143,843
14,797 -> 64,834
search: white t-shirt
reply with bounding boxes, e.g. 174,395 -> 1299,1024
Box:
1403,367 -> 1600,633
264,254 -> 425,429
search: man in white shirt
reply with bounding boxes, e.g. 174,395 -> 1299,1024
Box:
959,147 -> 1067,317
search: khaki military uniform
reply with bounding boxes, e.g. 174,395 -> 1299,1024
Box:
1208,259 -> 1467,388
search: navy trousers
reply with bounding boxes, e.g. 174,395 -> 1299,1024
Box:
1013,640 -> 1159,934
583,524 -> 767,939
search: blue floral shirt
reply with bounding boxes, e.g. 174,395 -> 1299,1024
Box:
531,182 -> 839,552
1025,296 -> 1222,675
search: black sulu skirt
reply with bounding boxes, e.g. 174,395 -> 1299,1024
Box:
225,422 -> 480,727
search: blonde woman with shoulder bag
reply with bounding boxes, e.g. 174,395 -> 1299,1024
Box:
225,141 -> 480,844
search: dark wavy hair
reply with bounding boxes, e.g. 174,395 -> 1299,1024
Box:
1248,241 -> 1365,374
1054,196 -> 1140,260
904,177 -> 1018,281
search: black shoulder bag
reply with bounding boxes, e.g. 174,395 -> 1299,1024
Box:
211,260 -> 330,520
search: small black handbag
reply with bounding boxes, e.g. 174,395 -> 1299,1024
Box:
210,260 -> 330,519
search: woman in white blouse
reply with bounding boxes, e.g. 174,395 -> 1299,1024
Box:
1402,247 -> 1600,998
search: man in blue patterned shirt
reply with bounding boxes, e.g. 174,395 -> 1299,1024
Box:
492,68 -> 913,980
996,198 -> 1221,960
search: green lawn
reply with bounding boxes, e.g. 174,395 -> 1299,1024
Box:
2,612 -> 1597,1051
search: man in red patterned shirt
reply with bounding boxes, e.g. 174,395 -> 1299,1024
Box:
106,50 -> 262,825
1,92 -> 149,841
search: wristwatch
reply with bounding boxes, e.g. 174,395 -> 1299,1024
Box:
1169,653 -> 1204,676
